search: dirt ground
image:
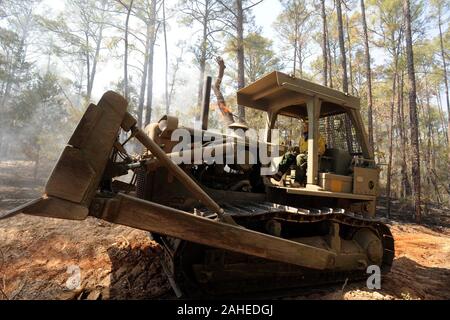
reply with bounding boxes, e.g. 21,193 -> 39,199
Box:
0,161 -> 449,300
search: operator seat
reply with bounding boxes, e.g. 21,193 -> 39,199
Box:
321,148 -> 352,175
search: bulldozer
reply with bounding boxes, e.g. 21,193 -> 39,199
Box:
1,71 -> 394,298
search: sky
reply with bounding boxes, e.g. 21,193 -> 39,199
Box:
39,0 -> 283,104
98,0 -> 284,107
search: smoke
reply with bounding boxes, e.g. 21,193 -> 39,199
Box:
0,87 -> 81,183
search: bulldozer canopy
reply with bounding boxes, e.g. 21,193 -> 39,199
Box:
237,71 -> 360,119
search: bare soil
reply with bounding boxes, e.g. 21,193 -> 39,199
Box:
0,161 -> 449,300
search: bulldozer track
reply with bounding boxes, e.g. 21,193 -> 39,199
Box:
154,201 -> 395,298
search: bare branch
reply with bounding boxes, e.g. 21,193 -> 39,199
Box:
243,0 -> 264,11
212,56 -> 234,125
216,0 -> 238,18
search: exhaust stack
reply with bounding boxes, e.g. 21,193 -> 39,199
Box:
200,76 -> 212,131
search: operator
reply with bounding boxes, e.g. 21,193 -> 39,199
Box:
272,121 -> 325,186
296,121 -> 326,184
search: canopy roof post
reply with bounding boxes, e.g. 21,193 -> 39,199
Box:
306,96 -> 322,189
265,111 -> 276,143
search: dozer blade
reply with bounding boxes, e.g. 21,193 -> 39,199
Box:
1,91 -> 128,221
89,193 -> 337,270
0,198 -> 46,220
0,197 -> 87,220
3,193 -> 337,270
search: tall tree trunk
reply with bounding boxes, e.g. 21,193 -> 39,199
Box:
336,0 -> 353,151
438,8 -> 450,191
298,42 -> 303,77
336,0 -> 348,93
425,77 -> 433,171
85,32 -> 91,99
360,0 -> 374,147
436,86 -> 449,143
398,71 -> 411,197
404,0 -> 421,222
86,0 -> 108,101
387,57 -> 399,216
145,0 -> 157,125
425,76 -> 439,203
123,0 -> 134,101
196,12 -> 209,121
320,0 -> 328,87
196,56 -> 207,121
236,0 -> 245,121
386,133 -> 393,214
293,17 -> 298,75
137,24 -> 152,128
162,0 -> 169,114
429,108 -> 440,203
87,23 -> 105,101
345,12 -> 354,95
327,38 -> 333,88
321,0 -> 332,145
145,37 -> 156,125
417,96 -> 429,213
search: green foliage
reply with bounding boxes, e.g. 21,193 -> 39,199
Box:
11,72 -> 73,163
225,32 -> 282,83
273,0 -> 313,77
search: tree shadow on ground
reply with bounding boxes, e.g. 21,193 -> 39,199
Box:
99,243 -> 171,299
71,240 -> 171,300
